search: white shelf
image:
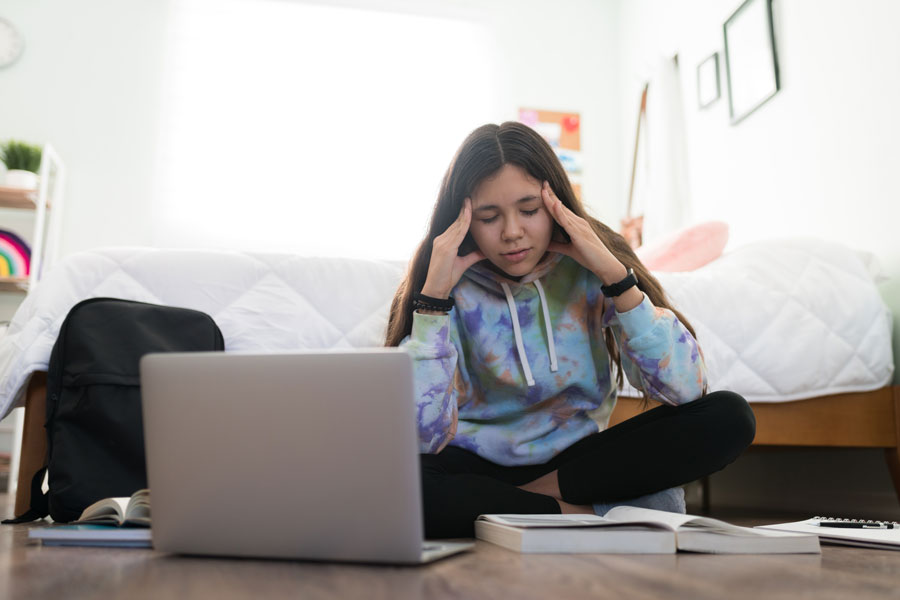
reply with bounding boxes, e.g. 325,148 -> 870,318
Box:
0,277 -> 28,293
0,186 -> 38,209
3,144 -> 66,498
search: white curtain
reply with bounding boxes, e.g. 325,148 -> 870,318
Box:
631,56 -> 692,246
151,0 -> 499,260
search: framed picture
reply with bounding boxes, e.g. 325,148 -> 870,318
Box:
723,0 -> 780,124
697,52 -> 721,109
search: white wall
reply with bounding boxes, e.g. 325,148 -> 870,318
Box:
481,0 -> 622,223
0,0 -> 622,262
617,0 -> 900,517
618,0 -> 900,279
0,0 -> 171,254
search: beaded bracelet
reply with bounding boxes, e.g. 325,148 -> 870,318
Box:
413,293 -> 455,313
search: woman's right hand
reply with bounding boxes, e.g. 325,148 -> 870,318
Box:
421,198 -> 486,299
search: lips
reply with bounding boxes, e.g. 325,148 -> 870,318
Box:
502,248 -> 531,263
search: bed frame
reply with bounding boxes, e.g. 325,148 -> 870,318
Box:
609,385 -> 900,509
9,374 -> 900,516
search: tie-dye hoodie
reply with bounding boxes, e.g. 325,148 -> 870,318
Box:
400,253 -> 707,466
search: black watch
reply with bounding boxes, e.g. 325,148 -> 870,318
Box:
600,268 -> 638,297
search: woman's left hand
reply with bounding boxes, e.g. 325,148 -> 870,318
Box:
542,181 -> 627,285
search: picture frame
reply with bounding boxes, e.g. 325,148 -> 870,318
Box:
697,52 -> 721,109
723,0 -> 780,124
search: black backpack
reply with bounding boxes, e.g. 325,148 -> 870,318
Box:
4,298 -> 224,523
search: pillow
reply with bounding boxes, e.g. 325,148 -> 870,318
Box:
635,221 -> 729,272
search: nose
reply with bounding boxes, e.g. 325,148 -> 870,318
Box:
501,216 -> 524,242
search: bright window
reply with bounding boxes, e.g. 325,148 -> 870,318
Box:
153,0 -> 499,260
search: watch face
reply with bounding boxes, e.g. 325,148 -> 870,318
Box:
0,18 -> 24,68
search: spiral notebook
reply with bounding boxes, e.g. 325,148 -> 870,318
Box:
757,516 -> 900,551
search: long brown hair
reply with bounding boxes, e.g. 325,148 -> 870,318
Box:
384,121 -> 697,390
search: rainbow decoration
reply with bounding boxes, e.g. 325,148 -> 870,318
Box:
0,229 -> 31,278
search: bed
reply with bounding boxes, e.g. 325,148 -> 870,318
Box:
1,239 -> 896,517
608,238 -> 900,508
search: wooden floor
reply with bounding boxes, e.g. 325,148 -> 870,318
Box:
3,495 -> 900,600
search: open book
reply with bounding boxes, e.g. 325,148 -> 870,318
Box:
72,488 -> 151,527
476,507 -> 821,554
28,489 -> 152,548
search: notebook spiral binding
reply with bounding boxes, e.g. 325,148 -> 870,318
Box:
813,516 -> 900,527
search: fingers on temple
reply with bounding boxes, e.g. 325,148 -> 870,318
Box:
450,198 -> 472,243
459,198 -> 473,225
541,183 -> 558,217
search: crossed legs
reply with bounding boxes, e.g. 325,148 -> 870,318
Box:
420,391 -> 756,538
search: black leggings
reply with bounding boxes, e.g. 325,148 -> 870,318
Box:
420,390 -> 756,538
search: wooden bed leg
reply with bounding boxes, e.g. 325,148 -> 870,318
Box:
887,386 -> 900,508
886,448 -> 900,507
700,475 -> 711,515
13,373 -> 48,517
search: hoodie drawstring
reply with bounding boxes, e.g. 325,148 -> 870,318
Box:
500,280 -> 558,387
500,282 -> 534,386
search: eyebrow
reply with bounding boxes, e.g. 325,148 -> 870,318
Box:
473,195 -> 540,213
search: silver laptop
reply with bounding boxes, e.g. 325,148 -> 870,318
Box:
139,348 -> 473,564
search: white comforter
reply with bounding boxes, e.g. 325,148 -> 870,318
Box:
0,248 -> 406,418
625,238 -> 894,402
0,239 -> 893,418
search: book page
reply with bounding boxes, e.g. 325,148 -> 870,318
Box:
604,506 -> 754,535
76,497 -> 129,524
478,514 -> 623,528
123,489 -> 151,527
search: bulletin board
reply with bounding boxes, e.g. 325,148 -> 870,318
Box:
518,108 -> 583,200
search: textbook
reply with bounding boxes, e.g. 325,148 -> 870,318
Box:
28,490 -> 152,548
475,507 -> 821,554
28,525 -> 152,548
757,517 -> 900,551
72,488 -> 151,527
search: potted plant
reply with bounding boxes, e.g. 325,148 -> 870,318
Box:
0,140 -> 42,190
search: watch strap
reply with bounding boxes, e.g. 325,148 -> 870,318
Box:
600,268 -> 638,297
413,293 -> 455,312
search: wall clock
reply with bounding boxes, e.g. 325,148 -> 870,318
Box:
0,17 -> 25,68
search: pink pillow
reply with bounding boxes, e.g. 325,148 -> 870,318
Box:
635,221 -> 729,272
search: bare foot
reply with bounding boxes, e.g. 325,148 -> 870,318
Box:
557,499 -> 595,514
517,470 -> 562,500
519,470 -> 593,514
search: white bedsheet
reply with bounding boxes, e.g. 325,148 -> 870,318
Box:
620,238 -> 894,402
0,248 -> 406,418
0,239 -> 893,419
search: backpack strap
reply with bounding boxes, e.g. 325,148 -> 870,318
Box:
1,466 -> 49,524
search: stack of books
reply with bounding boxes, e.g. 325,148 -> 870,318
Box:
28,489 -> 152,548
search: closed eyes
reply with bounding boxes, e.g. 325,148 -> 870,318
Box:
479,208 -> 539,224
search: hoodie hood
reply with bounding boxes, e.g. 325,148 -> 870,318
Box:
463,252 -> 564,294
461,253 -> 564,386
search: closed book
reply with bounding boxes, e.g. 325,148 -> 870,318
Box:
476,507 -> 820,555
28,525 -> 152,548
475,516 -> 675,554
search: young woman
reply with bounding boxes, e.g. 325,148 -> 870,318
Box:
385,122 -> 755,539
